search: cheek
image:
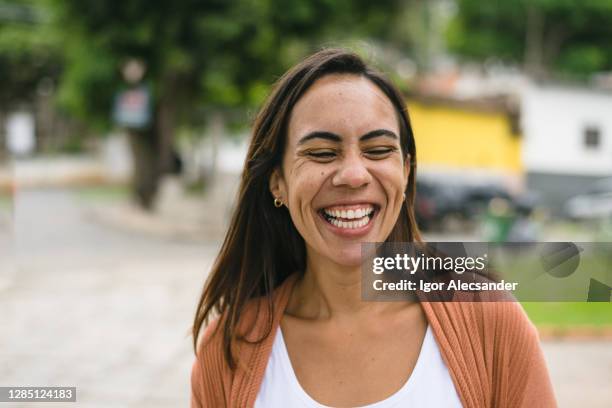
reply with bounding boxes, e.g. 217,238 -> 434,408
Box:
374,159 -> 407,192
296,180 -> 319,203
286,165 -> 327,208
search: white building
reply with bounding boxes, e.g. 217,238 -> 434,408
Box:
521,84 -> 612,213
5,112 -> 36,156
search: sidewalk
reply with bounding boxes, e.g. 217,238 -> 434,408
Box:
2,155 -> 128,190
0,188 -> 217,407
1,154 -> 240,244
86,173 -> 240,244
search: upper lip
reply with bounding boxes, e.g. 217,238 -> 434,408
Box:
317,200 -> 381,211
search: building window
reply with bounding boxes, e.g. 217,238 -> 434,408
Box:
584,126 -> 601,149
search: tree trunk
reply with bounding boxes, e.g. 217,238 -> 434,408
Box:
127,126 -> 160,210
524,4 -> 545,78
208,111 -> 225,187
158,74 -> 178,174
0,110 -> 6,161
126,74 -> 180,210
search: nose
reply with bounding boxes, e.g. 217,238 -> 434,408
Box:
332,151 -> 372,189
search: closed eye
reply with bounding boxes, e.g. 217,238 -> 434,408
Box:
364,147 -> 397,158
306,150 -> 336,161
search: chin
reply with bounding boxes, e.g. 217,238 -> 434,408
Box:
328,246 -> 364,268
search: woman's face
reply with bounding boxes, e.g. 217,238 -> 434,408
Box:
270,74 -> 410,267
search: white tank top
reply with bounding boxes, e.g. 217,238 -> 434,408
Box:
255,324 -> 463,407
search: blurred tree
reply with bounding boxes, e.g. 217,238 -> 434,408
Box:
0,0 -> 58,106
447,0 -> 612,78
0,0 -> 60,153
50,0 -> 409,209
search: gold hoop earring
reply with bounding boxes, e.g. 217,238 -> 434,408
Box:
403,193 -> 406,201
274,197 -> 283,208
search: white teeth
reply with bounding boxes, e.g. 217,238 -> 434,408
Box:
329,214 -> 370,229
323,206 -> 374,220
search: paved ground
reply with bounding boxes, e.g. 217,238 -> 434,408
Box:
0,189 -> 218,407
542,340 -> 612,407
0,187 -> 610,407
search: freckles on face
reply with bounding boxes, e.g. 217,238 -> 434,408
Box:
283,152 -> 327,213
279,74 -> 408,267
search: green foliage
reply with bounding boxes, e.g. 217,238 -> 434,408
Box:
0,0 -> 61,108
447,0 -> 612,78
446,16 -> 522,61
55,39 -> 118,130
557,45 -> 608,76
49,0 -> 409,128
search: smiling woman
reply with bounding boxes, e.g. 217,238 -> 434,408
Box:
191,49 -> 556,408
269,73 -> 411,267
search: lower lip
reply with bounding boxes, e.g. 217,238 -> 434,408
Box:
318,210 -> 377,238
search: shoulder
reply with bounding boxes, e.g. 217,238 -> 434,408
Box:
192,273 -> 298,361
190,303 -> 263,406
190,274 -> 299,407
194,317 -> 224,363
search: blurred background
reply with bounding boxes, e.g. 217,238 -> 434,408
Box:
0,0 -> 610,406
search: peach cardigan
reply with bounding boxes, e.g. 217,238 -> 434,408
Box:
191,273 -> 557,407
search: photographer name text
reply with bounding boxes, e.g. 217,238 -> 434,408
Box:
372,279 -> 518,292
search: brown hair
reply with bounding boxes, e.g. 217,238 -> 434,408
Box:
192,48 -> 421,368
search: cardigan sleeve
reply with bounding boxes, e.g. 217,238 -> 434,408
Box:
492,301 -> 557,408
514,316 -> 557,407
190,318 -> 228,408
190,358 -> 204,408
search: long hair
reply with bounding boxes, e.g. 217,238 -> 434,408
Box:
192,48 -> 421,368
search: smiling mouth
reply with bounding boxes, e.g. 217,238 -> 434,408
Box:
319,205 -> 377,229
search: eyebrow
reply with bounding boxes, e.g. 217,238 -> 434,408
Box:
297,129 -> 398,145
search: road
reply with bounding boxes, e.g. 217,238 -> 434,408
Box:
0,188 -> 610,407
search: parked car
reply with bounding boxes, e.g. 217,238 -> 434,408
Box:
564,177 -> 612,220
415,179 -> 469,230
463,184 -> 514,218
415,179 -> 518,231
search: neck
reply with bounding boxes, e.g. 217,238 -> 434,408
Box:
287,249 -> 371,320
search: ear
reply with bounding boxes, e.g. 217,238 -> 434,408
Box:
269,168 -> 287,203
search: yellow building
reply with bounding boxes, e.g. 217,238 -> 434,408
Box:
407,95 -> 523,177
